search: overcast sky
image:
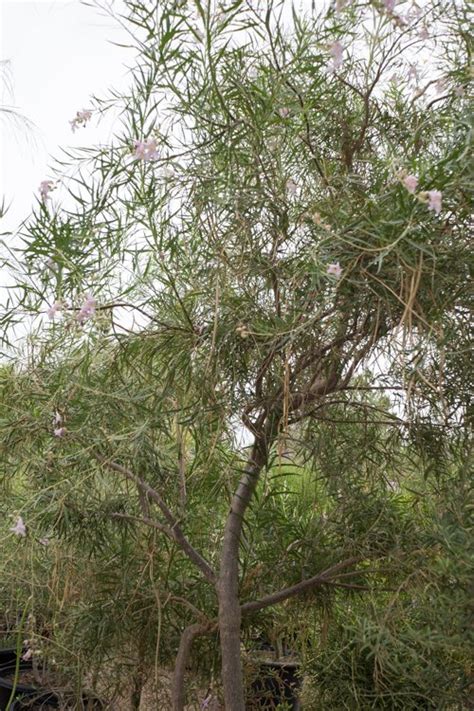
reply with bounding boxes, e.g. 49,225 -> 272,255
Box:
0,0 -> 130,233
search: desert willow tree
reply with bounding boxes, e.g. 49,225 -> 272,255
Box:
0,0 -> 471,707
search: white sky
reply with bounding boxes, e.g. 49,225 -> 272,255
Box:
0,0 -> 131,234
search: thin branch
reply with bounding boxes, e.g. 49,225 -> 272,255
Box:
241,557 -> 364,615
110,511 -> 169,535
96,453 -> 216,584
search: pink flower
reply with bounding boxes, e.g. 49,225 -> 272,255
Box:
403,174 -> 418,194
39,180 -> 55,201
286,179 -> 298,195
54,427 -> 67,437
383,0 -> 396,11
10,516 -> 27,537
47,301 -> 62,320
22,649 -> 33,661
407,64 -> 419,84
328,41 -> 344,72
427,190 -> 442,215
77,293 -> 97,324
278,107 -> 290,119
133,139 -> 159,162
327,262 -> 343,278
70,109 -> 92,133
39,537 -> 50,547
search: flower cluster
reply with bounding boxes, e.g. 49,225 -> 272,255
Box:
77,293 -> 97,324
39,180 -> 56,202
133,138 -> 159,162
70,109 -> 92,133
327,262 -> 343,278
425,189 -> 442,214
403,174 -> 418,194
328,41 -> 344,72
401,172 -> 443,215
22,645 -> 33,662
286,178 -> 298,195
10,516 -> 27,537
383,0 -> 396,12
47,301 -> 62,320
22,637 -> 42,662
53,410 -> 66,437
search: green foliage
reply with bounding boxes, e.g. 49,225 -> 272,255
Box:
0,0 -> 472,706
301,476 -> 473,709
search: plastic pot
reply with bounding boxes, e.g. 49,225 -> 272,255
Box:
249,659 -> 301,710
0,649 -> 103,710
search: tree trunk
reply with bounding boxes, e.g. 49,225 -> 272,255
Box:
172,622 -> 210,711
217,417 -> 278,710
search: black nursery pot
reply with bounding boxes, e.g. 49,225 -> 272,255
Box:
0,649 -> 59,711
0,649 -> 103,711
249,660 -> 301,710
0,648 -> 57,711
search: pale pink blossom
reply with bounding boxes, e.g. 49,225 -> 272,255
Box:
418,26 -> 429,40
403,174 -> 418,194
70,109 -> 92,133
77,294 -> 97,324
286,179 -> 298,195
454,86 -> 464,97
427,190 -> 442,215
39,537 -> 50,547
383,0 -> 396,11
22,649 -> 33,661
133,139 -> 159,162
407,64 -> 419,84
278,107 -> 290,119
328,41 -> 344,72
10,516 -> 27,537
54,427 -> 67,437
327,262 -> 343,278
53,411 -> 63,426
39,180 -> 55,201
47,301 -> 62,320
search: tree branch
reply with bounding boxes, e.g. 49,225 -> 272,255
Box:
95,454 -> 216,584
240,557 -> 369,615
171,622 -> 216,711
